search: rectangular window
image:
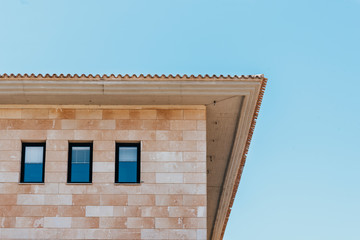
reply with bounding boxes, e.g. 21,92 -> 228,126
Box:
115,143 -> 140,183
68,142 -> 93,183
20,142 -> 46,183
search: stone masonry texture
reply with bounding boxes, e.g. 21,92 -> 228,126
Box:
0,106 -> 206,239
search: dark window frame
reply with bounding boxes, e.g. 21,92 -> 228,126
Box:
20,142 -> 46,183
67,142 -> 93,184
115,142 -> 141,183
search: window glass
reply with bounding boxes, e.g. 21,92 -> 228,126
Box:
21,143 -> 45,183
68,143 -> 92,183
116,143 -> 140,183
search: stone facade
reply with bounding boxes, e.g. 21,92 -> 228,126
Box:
0,106 -> 206,239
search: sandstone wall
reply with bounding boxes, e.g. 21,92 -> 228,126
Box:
0,106 -> 206,239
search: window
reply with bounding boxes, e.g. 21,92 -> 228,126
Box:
20,142 -> 46,183
115,143 -> 140,183
68,142 -> 93,183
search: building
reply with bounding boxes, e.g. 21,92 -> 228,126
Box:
0,74 -> 267,239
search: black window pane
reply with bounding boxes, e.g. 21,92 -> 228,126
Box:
116,144 -> 139,183
24,163 -> 43,182
70,146 -> 91,183
22,144 -> 45,183
118,162 -> 137,182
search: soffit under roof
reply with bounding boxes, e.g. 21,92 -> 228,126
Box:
0,74 -> 267,240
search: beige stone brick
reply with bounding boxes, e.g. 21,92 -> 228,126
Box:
86,183 -> 141,195
0,172 -> 19,182
75,109 -> 102,119
99,217 -> 127,228
155,217 -> 183,229
169,141 -> 198,152
129,109 -> 157,120
183,130 -> 206,141
46,161 -> 67,172
49,109 -> 75,119
183,217 -> 206,228
101,130 -> 129,140
74,130 -> 102,140
183,173 -> 207,184
45,172 -> 66,183
45,140 -> 68,151
93,162 -> 114,173
141,172 -> 156,183
197,140 -> 207,152
155,119 -> 171,130
3,206 -> 58,217
168,206 -> 197,217
0,109 -> 21,119
197,206 -> 206,217
141,206 -> 169,217
197,120 -> 206,130
183,152 -> 206,161
76,120 -> 115,130
102,109 -> 129,120
0,194 -> 17,205
93,172 -> 114,183
21,109 -> 49,119
61,119 -> 76,129
72,194 -> 100,206
170,120 -> 197,130
113,206 -> 141,217
59,184 -> 87,194
29,184 -> 58,194
93,140 -> 115,151
184,110 -> 206,120
86,206 -> 114,217
100,194 -> 127,206
197,229 -> 207,240
0,217 -> 16,227
0,150 -> 20,161
167,229 -> 197,239
17,194 -> 45,205
142,141 -> 170,151
15,217 -> 44,228
44,195 -> 72,205
46,150 -> 67,162
47,130 -> 74,140
71,217 -> 99,228
128,195 -> 155,206
106,229 -> 141,239
168,184 -> 206,195
156,173 -> 183,183
139,183 -> 170,194
142,162 -> 206,173
19,130 -> 48,140
0,140 -> 21,151
0,161 -> 20,171
183,195 -> 206,206
157,109 -> 183,120
142,152 -> 182,162
129,130 -> 156,140
155,195 -> 183,206
9,119 -> 60,130
93,151 -> 115,162
127,217 -> 155,228
58,206 -> 86,217
155,130 -> 182,141
44,217 -> 71,228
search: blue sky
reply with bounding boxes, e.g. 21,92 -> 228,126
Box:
0,0 -> 359,239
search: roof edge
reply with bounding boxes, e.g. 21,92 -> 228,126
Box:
220,77 -> 268,239
0,73 -> 265,80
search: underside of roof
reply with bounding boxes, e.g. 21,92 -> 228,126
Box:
0,74 -> 267,240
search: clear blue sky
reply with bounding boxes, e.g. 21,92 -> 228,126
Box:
0,0 -> 359,239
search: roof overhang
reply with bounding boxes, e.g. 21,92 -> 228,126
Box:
0,74 -> 267,239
